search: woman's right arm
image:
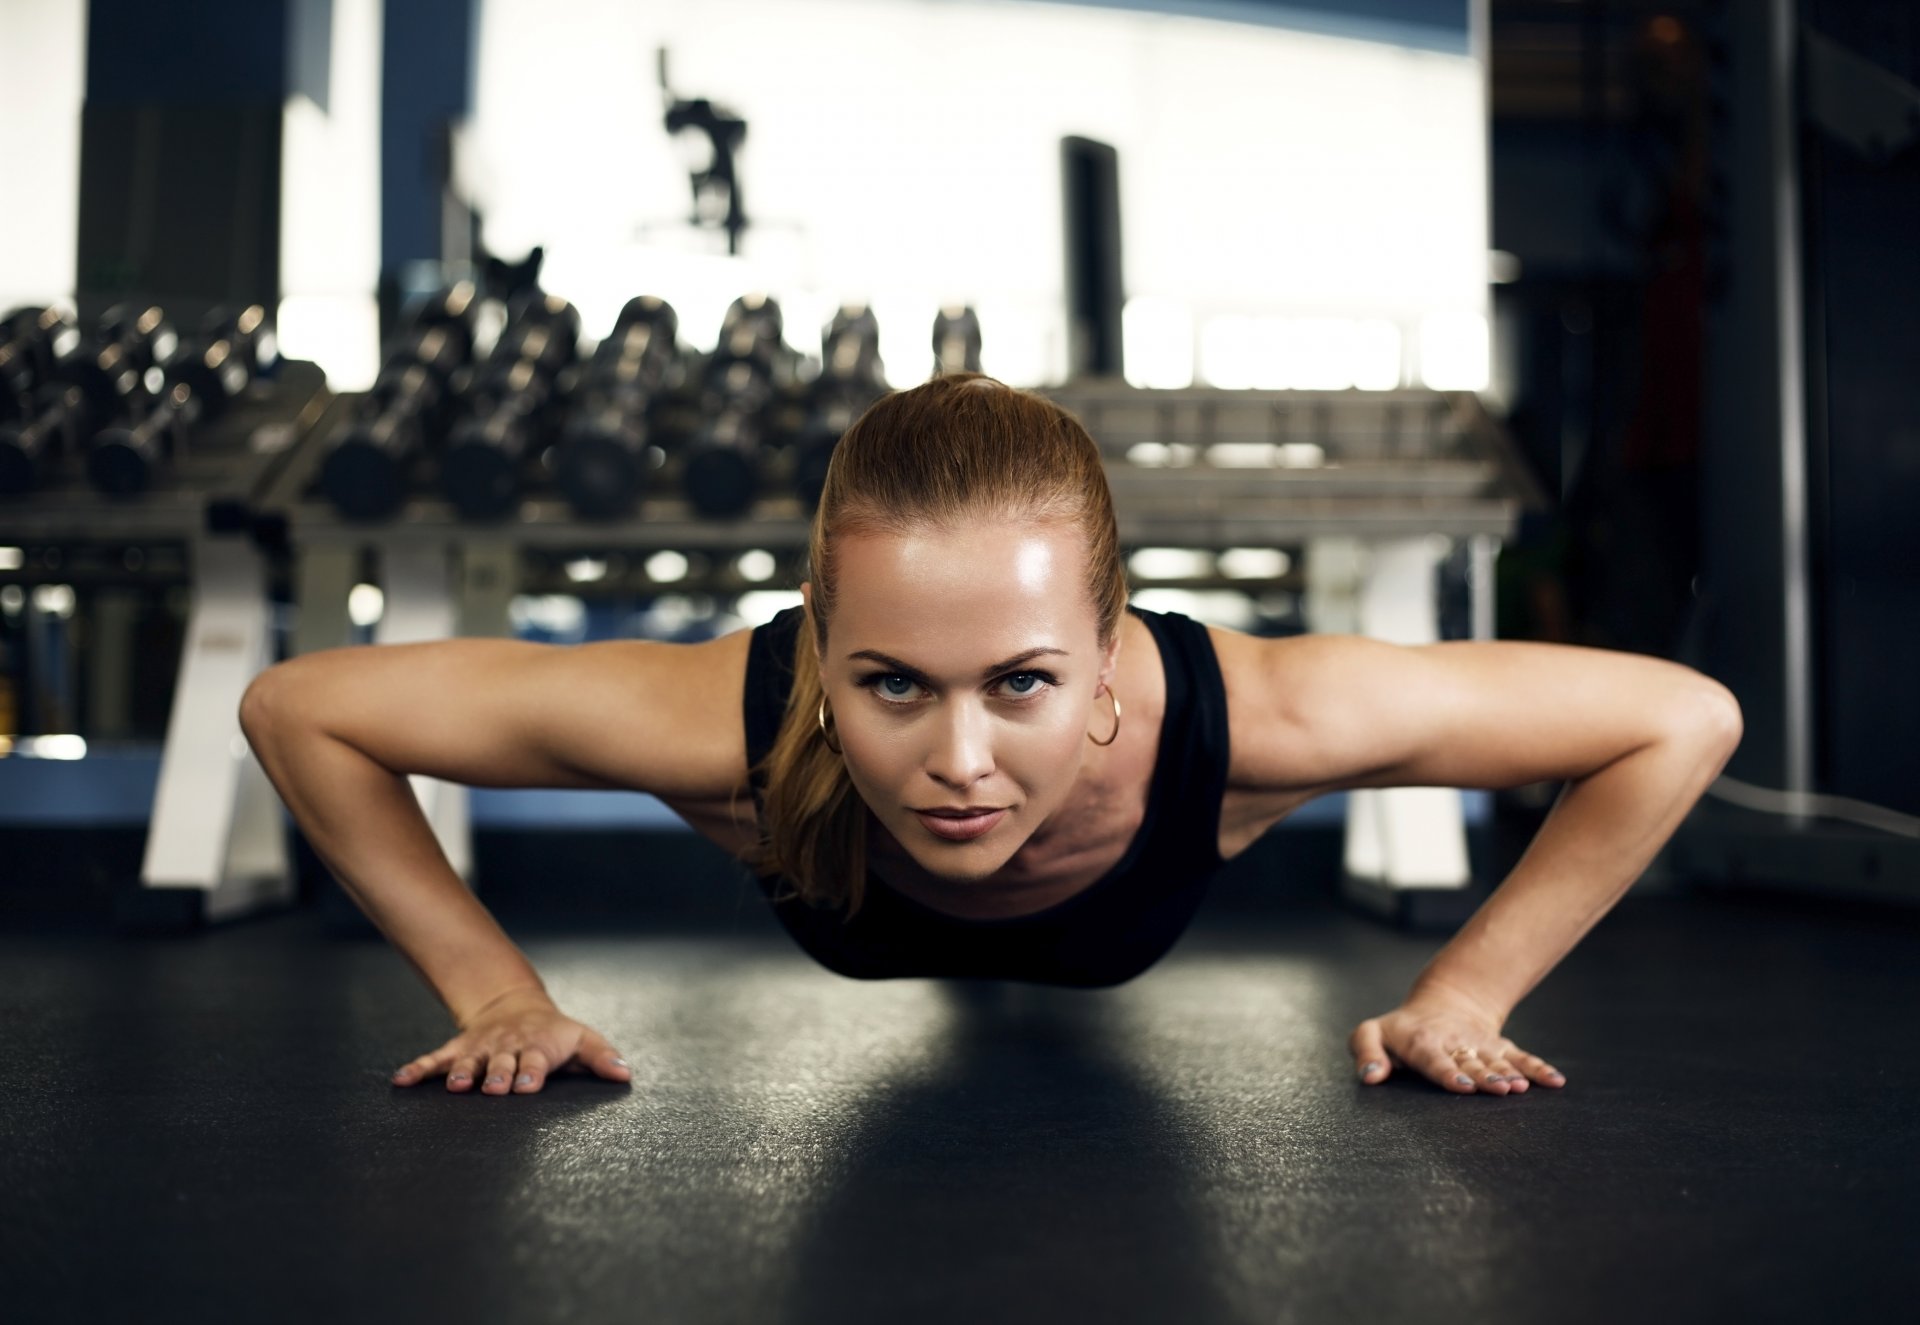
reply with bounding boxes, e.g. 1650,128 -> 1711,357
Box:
238,630 -> 753,1029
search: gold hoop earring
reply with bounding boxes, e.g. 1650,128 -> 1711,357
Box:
1087,684 -> 1121,746
816,694 -> 843,754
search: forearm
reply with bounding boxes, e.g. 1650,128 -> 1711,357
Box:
1409,720 -> 1739,1024
247,715 -> 551,1026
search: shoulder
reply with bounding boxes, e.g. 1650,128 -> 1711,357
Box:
1203,625 -> 1382,794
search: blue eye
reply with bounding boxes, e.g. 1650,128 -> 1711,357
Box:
854,671 -> 1058,704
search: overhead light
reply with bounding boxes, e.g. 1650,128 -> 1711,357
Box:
645,550 -> 690,583
347,584 -> 384,627
31,584 -> 76,618
736,550 -> 777,583
1128,548 -> 1214,581
1218,548 -> 1290,579
736,590 -> 803,626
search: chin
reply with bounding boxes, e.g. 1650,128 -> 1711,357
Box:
906,838 -> 1019,885
921,859 -> 1009,886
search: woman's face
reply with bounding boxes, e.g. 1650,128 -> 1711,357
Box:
803,520 -> 1121,886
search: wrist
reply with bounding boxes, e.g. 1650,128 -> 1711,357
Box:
1406,974 -> 1509,1029
455,981 -> 554,1030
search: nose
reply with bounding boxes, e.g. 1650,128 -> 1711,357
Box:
924,698 -> 996,790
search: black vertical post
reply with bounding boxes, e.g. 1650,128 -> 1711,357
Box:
76,0 -> 318,328
1698,0 -> 1813,812
1061,136 -> 1125,381
379,0 -> 479,336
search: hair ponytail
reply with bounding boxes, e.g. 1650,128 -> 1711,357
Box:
739,603 -> 874,918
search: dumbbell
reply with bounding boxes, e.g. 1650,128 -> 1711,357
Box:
0,308 -> 78,421
96,304 -> 181,378
319,286 -> 478,521
54,304 -> 177,424
680,314 -> 783,518
440,293 -> 581,520
553,296 -> 679,520
159,305 -> 269,426
792,304 -> 890,510
85,307 -> 271,495
0,385 -> 87,496
719,292 -> 782,350
4,304 -> 183,492
933,305 -> 982,375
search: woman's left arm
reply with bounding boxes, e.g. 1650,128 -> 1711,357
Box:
1219,630 -> 1745,1094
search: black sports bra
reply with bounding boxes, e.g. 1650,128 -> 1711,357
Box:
742,603 -> 1232,987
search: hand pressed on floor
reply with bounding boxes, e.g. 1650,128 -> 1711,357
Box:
389,987 -> 632,1095
1349,986 -> 1566,1095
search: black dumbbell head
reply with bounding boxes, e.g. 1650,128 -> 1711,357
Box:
321,420 -> 417,521
555,416 -> 649,520
97,304 -> 180,374
614,296 -> 679,343
720,293 -> 783,347
86,423 -> 163,496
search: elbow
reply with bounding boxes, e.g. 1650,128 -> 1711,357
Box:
239,667 -> 290,744
1674,680 -> 1744,754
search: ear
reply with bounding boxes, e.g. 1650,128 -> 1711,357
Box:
1097,615 -> 1124,692
800,582 -> 823,681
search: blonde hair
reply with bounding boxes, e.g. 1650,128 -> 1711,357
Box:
735,372 -> 1129,919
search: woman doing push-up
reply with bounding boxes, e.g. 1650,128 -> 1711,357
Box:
241,372 -> 1742,1099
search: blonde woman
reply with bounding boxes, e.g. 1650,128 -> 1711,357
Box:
241,373 -> 1742,1100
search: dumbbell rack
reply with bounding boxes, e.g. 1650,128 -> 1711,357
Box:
0,361 -> 330,928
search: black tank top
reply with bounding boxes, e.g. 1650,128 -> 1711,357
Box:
742,603 -> 1231,987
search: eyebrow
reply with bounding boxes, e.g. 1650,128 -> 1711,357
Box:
845,647 -> 1070,684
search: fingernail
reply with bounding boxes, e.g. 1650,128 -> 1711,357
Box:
450,1074 -> 470,1084
515,1074 -> 533,1086
486,1075 -> 505,1086
1546,1071 -> 1564,1081
1456,1074 -> 1474,1086
611,1057 -> 628,1068
1360,1061 -> 1380,1077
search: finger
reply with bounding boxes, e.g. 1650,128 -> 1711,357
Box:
391,1048 -> 448,1087
1481,1053 -> 1522,1094
1432,1047 -> 1481,1093
448,1053 -> 480,1092
1464,1047 -> 1510,1094
576,1031 -> 633,1082
484,1050 -> 517,1095
1485,1049 -> 1528,1093
1351,1022 -> 1390,1085
513,1049 -> 551,1093
1445,1044 -> 1512,1094
1507,1049 -> 1567,1088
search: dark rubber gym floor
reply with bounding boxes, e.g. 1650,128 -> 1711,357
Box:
4,838 -> 1916,1323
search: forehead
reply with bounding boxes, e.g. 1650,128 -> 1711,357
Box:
829,523 -> 1090,652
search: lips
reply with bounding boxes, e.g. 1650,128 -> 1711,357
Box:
913,807 -> 1008,841
918,807 -> 1005,818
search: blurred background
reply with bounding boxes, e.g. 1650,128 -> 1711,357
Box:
1,0 -> 1915,932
